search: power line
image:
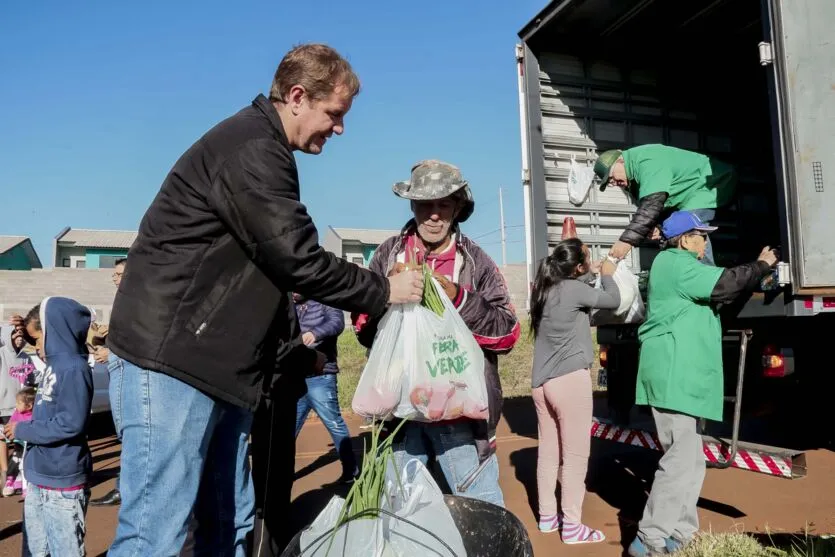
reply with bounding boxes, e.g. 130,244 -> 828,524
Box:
470,225 -> 524,240
480,239 -> 524,246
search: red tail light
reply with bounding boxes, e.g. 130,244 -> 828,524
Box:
599,345 -> 609,368
762,345 -> 794,378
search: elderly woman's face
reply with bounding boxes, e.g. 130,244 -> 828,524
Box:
412,196 -> 460,245
681,232 -> 707,259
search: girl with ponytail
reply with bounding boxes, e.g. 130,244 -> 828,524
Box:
529,238 -> 621,545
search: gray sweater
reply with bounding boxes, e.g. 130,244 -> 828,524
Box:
0,326 -> 34,417
531,275 -> 621,388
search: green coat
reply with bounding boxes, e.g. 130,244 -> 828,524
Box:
623,144 -> 736,210
636,249 -> 725,421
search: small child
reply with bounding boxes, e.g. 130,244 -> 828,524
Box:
0,320 -> 35,487
3,298 -> 93,557
2,387 -> 35,497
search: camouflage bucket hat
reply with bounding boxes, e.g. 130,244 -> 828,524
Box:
594,149 -> 623,191
393,160 -> 475,222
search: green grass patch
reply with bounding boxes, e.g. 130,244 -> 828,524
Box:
672,531 -> 835,557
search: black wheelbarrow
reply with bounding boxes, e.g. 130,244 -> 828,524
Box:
280,494 -> 534,557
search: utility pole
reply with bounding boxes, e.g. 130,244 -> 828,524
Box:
499,186 -> 507,267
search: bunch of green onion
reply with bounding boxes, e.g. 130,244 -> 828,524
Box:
420,265 -> 445,317
328,418 -> 410,543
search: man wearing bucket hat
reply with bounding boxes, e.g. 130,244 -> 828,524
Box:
628,211 -> 777,556
595,144 -> 737,266
353,160 -> 521,507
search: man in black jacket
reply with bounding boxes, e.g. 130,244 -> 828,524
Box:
106,44 -> 423,557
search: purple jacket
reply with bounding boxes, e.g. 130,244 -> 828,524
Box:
295,298 -> 344,374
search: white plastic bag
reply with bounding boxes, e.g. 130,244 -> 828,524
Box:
352,309 -> 405,419
396,278 -> 488,422
590,262 -> 645,326
386,459 -> 467,557
567,155 -> 595,206
353,277 -> 489,423
299,495 -> 387,557
298,460 -> 466,557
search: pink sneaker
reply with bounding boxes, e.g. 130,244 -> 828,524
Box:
1,475 -> 14,498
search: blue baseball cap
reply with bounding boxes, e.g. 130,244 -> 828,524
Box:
661,211 -> 718,238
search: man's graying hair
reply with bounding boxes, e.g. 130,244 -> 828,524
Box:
660,232 -> 700,250
270,43 -> 360,103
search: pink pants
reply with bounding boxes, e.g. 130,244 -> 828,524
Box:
532,369 -> 593,523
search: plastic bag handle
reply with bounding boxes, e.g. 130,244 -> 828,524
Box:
299,507 -> 460,557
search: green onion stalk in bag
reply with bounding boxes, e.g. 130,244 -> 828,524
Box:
326,418 -> 411,553
420,265 -> 445,317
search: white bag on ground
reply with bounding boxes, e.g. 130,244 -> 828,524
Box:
386,459 -> 467,557
299,496 -> 387,557
567,155 -> 596,206
297,460 -> 467,557
590,261 -> 645,326
353,277 -> 489,423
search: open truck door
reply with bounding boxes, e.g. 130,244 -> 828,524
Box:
764,0 -> 835,291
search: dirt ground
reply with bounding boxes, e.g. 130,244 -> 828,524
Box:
1,400 -> 834,557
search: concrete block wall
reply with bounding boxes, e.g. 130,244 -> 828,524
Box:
0,265 -> 531,327
500,263 -> 530,316
0,269 -> 117,323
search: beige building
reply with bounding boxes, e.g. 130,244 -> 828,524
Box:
54,227 -> 137,269
322,227 -> 400,267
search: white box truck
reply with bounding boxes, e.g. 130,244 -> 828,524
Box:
517,0 -> 835,478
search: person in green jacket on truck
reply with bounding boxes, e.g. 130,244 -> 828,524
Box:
594,144 -> 737,266
627,211 -> 778,557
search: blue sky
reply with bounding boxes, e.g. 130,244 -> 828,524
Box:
0,0 -> 546,267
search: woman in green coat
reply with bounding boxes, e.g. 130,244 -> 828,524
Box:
628,211 -> 777,557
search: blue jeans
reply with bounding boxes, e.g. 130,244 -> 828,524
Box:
107,359 -> 254,557
107,353 -> 122,492
689,209 -> 716,266
295,374 -> 357,476
22,485 -> 90,557
391,421 -> 504,507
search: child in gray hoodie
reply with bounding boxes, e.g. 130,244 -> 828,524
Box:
0,321 -> 35,488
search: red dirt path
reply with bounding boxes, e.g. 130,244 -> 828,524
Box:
1,405 -> 833,556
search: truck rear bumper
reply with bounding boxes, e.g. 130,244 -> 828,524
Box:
590,416 -> 807,479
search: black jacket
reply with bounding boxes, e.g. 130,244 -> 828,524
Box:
711,261 -> 772,303
620,192 -> 668,245
108,95 -> 389,410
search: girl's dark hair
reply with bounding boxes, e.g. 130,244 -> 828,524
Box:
21,304 -> 41,346
24,304 -> 40,331
530,238 -> 587,338
16,387 -> 36,407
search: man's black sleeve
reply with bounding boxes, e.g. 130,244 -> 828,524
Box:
619,192 -> 668,246
209,139 -> 389,316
